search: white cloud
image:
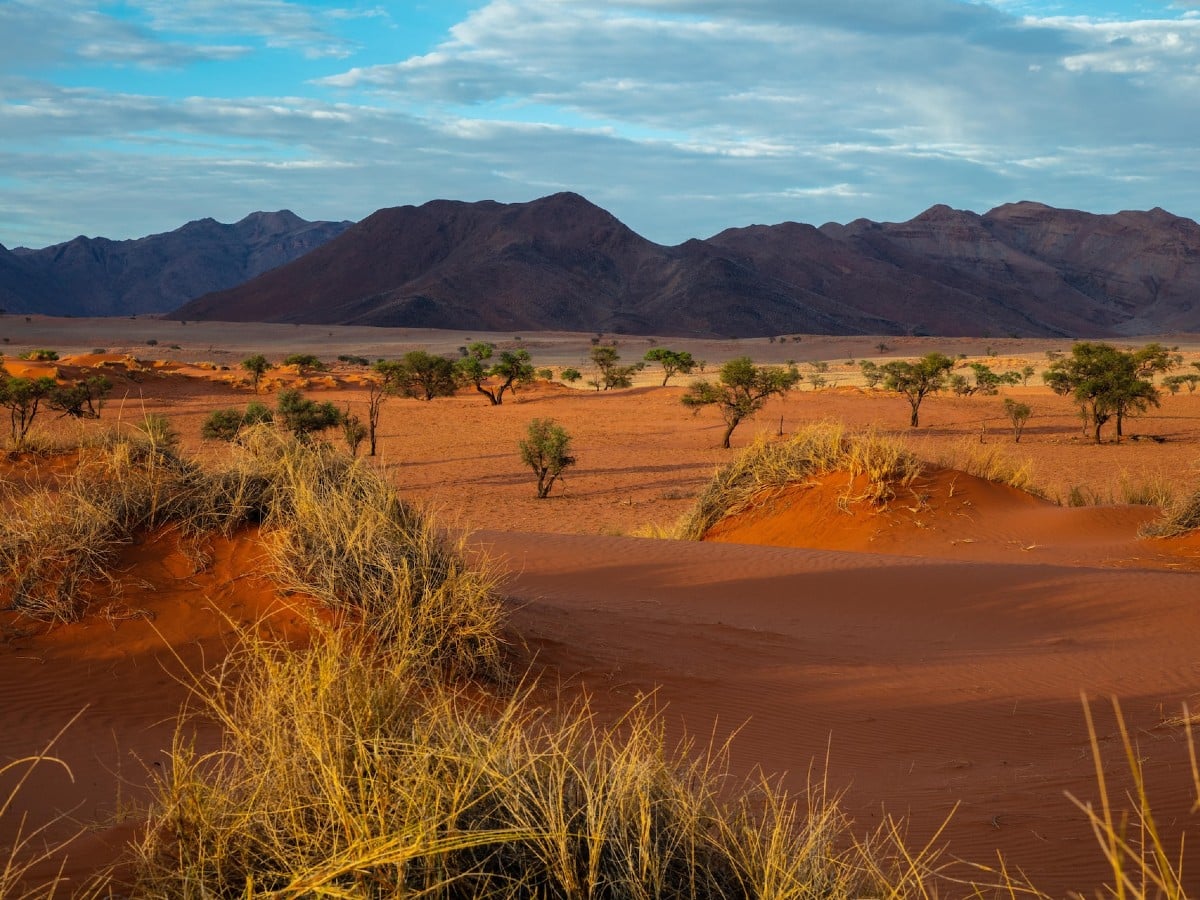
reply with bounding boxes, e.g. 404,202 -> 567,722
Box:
3,1 -> 1200,248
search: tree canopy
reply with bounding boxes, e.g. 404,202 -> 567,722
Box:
880,353 -> 954,427
1043,342 -> 1159,443
456,342 -> 535,405
644,348 -> 696,386
376,351 -> 459,401
681,357 -> 800,448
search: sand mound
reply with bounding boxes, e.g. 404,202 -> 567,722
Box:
1,359 -> 59,380
702,467 -> 1196,568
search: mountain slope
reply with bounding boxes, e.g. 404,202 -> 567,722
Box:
179,194 -> 1200,337
12,211 -> 351,317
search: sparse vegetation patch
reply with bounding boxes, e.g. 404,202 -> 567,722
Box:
675,422 -> 922,540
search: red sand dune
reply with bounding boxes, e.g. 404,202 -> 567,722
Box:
483,526 -> 1200,897
705,467 -> 1200,569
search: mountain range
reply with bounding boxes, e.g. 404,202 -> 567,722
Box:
6,194 -> 1200,337
0,211 -> 351,317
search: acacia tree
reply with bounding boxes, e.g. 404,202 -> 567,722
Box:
880,353 -> 954,427
1043,342 -> 1158,444
0,376 -> 55,445
859,360 -> 883,389
588,345 -> 640,390
1003,398 -> 1032,443
376,351 -> 459,401
241,354 -> 272,392
644,348 -> 696,386
681,356 -> 800,448
47,376 -> 112,419
456,341 -> 535,405
518,418 -> 576,498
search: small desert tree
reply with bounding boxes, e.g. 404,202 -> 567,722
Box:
519,418 -> 576,498
47,375 -> 112,419
342,411 -> 368,457
880,353 -> 954,427
589,345 -> 640,390
560,367 -> 582,384
806,360 -> 829,391
456,341 -> 535,405
681,357 -> 800,448
859,360 -> 883,389
241,354 -> 272,392
644,348 -> 696,386
364,379 -> 386,456
377,351 -> 459,401
1003,398 -> 1032,443
0,375 -> 55,445
1043,342 -> 1158,444
201,402 -> 274,441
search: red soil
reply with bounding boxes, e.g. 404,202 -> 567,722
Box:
3,322 -> 1200,896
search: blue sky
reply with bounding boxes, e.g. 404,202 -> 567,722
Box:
2,0 -> 1199,248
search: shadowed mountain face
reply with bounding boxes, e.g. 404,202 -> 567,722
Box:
11,194 -> 1200,336
6,211 -> 351,317
172,194 -> 1200,338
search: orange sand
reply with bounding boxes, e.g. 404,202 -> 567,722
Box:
2,319 -> 1200,896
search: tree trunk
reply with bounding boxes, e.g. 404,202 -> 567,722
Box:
722,419 -> 738,449
909,403 -> 920,427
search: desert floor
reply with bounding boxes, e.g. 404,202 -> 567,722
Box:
4,317 -> 1200,896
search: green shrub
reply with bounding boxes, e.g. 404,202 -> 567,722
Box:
519,419 -> 576,498
202,402 -> 274,441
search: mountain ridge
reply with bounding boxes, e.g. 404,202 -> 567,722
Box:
7,195 -> 1200,337
176,193 -> 1200,337
2,211 -> 352,317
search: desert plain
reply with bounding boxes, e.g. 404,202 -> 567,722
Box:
4,315 -> 1200,896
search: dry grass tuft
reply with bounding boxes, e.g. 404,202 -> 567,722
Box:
129,628 -> 928,899
240,426 -> 506,679
1140,487 -> 1200,537
0,713 -> 111,900
0,422 -> 504,678
674,422 -> 922,541
1066,696 -> 1200,900
0,418 -> 271,622
934,441 -> 1043,497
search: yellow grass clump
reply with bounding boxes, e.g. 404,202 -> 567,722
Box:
129,628 -> 922,899
934,440 -> 1043,497
0,420 -> 505,678
674,422 -> 922,541
1140,486 -> 1200,537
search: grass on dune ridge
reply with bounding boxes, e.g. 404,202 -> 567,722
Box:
673,422 -> 924,541
0,420 -> 504,678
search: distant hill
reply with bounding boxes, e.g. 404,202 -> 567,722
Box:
173,194 -> 1200,338
3,211 -> 352,317
8,195 -> 1199,336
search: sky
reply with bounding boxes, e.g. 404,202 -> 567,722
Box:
2,0 -> 1200,249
